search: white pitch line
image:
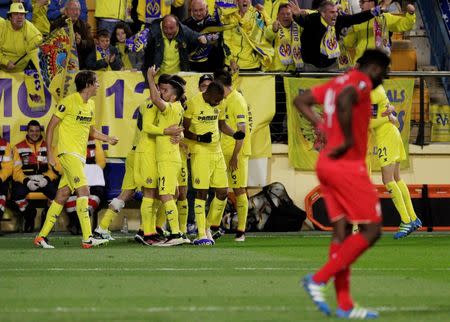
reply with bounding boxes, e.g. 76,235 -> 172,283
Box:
0,305 -> 443,314
0,267 -> 448,272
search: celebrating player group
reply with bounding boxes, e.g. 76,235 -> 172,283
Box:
34,67 -> 251,249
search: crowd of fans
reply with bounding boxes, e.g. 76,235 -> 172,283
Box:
0,0 -> 415,234
0,0 -> 415,74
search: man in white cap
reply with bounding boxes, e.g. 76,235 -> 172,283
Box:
0,2 -> 42,72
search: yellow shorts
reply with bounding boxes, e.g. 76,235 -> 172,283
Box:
158,161 -> 181,195
178,153 -> 188,187
121,149 -> 137,190
224,154 -> 249,188
191,152 -> 228,190
134,151 -> 157,189
375,128 -> 406,168
58,153 -> 87,192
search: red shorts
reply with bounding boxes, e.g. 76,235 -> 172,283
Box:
316,160 -> 382,224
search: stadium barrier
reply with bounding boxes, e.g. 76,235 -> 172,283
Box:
305,184 -> 450,231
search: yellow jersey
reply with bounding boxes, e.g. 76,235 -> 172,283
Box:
185,92 -> 225,154
55,92 -> 95,160
160,34 -> 180,75
135,98 -> 158,153
370,85 -> 398,138
220,89 -> 251,156
155,101 -> 184,162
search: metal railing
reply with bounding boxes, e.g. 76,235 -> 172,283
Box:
417,0 -> 450,103
240,70 -> 450,147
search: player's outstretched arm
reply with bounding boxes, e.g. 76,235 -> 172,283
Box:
294,90 -> 322,127
147,66 -> 167,112
89,126 -> 119,145
46,115 -> 61,167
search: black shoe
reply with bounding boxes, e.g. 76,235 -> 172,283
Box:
134,229 -> 145,244
210,226 -> 225,240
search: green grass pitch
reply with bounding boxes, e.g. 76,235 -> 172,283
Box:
0,232 -> 449,322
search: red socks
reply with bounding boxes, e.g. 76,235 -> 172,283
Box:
329,242 -> 354,311
313,233 -> 369,287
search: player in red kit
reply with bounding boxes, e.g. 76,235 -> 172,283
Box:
294,49 -> 390,319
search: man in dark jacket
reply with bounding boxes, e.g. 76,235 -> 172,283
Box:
142,14 -> 207,79
183,0 -> 224,72
290,0 -> 382,70
50,0 -> 94,69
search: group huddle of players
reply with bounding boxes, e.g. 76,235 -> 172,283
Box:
34,67 -> 252,248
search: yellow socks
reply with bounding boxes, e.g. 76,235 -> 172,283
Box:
396,180 -> 418,221
99,208 -> 117,230
195,198 -> 206,239
76,196 -> 92,241
386,181 -> 410,223
156,200 -> 166,230
164,199 -> 180,234
39,201 -> 63,237
236,193 -> 249,232
177,199 -> 188,233
207,196 -> 227,227
140,197 -> 155,235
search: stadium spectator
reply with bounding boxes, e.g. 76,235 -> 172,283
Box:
0,2 -> 42,72
94,0 -> 127,35
183,0 -> 224,72
0,136 -> 13,234
12,120 -> 58,233
47,0 -> 87,22
86,29 -> 123,71
221,0 -> 272,71
0,0 -> 32,20
58,139 -> 106,235
129,0 -> 184,32
343,0 -> 416,62
142,15 -> 207,78
111,22 -> 144,70
288,0 -> 382,71
50,0 -> 94,70
31,0 -> 50,36
265,3 -> 303,72
295,49 -> 390,319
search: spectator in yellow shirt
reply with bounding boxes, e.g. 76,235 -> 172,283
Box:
0,2 -> 42,72
265,3 -> 303,72
344,0 -> 416,62
31,0 -> 50,36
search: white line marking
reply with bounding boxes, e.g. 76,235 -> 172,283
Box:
0,305 -> 444,314
0,267 -> 448,272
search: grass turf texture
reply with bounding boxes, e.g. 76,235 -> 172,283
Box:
0,233 -> 449,322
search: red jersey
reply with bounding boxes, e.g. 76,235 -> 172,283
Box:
312,69 -> 372,163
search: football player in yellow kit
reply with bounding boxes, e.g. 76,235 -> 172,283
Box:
370,85 -> 421,239
35,71 -> 119,249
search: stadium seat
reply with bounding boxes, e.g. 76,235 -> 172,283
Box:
391,40 -> 417,71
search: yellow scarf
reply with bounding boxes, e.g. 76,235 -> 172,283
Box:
221,6 -> 274,69
277,23 -> 303,69
319,17 -> 340,59
96,46 -> 111,71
